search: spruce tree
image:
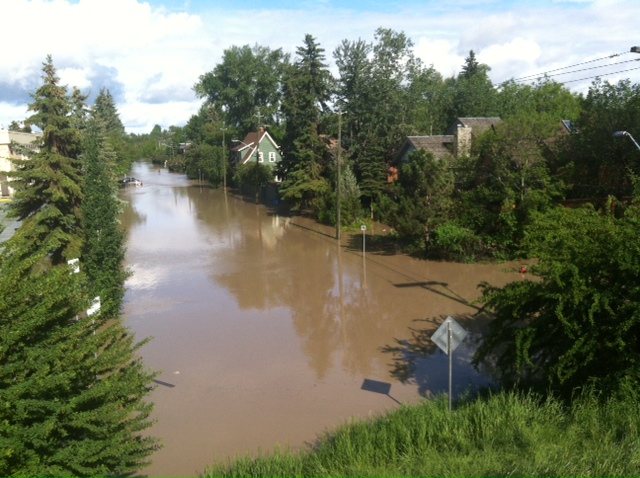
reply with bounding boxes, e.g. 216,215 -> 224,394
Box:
0,56 -> 158,477
81,115 -> 128,319
279,34 -> 333,210
8,55 -> 84,266
92,88 -> 125,135
92,88 -> 131,175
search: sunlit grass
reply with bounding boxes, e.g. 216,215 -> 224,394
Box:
203,390 -> 640,477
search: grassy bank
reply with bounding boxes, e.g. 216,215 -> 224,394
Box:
204,390 -> 640,477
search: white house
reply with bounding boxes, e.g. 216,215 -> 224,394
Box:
0,130 -> 41,198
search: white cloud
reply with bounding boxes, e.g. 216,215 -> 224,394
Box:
2,0 -> 640,134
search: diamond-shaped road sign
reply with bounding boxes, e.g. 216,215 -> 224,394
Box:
431,316 -> 468,354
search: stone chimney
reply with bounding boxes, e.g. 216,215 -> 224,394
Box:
454,124 -> 472,157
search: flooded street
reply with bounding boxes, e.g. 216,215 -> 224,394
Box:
120,162 -> 520,477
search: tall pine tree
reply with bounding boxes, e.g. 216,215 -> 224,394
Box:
279,34 -> 333,210
8,55 -> 84,266
0,56 -> 158,477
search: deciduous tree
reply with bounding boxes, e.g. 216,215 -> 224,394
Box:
474,204 -> 640,397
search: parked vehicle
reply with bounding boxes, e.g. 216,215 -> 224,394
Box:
121,177 -> 142,187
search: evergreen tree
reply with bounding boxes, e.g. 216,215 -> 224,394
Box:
279,34 -> 333,210
451,50 -> 497,118
91,88 -> 132,175
0,56 -> 158,477
81,116 -> 128,319
69,86 -> 89,131
9,55 -> 84,266
391,149 -> 455,253
92,88 -> 125,135
334,29 -> 417,210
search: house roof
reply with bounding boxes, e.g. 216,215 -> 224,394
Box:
0,130 -> 42,146
230,130 -> 265,152
444,117 -> 501,135
393,135 -> 454,164
231,129 -> 281,165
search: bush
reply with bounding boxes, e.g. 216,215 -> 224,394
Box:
433,222 -> 483,261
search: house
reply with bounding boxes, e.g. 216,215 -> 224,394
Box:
231,127 -> 283,175
392,117 -> 502,180
0,130 -> 42,198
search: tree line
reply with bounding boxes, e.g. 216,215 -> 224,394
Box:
167,29 -> 640,399
150,29 -> 640,262
0,56 -> 158,477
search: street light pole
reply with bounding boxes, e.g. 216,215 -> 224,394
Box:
221,124 -> 227,191
613,130 -> 640,152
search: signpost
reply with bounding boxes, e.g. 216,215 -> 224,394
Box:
361,224 -> 366,257
431,316 -> 468,411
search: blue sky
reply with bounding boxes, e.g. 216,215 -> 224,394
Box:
2,0 -> 638,134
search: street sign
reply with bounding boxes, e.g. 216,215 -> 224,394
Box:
431,316 -> 468,411
361,225 -> 367,231
431,316 -> 467,354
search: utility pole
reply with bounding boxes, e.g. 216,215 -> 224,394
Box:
254,112 -> 262,203
220,123 -> 227,192
336,111 -> 342,241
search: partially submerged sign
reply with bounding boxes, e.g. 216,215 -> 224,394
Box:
431,316 -> 468,411
431,316 -> 468,355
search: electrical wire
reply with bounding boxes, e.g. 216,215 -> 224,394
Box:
560,65 -> 640,85
513,58 -> 640,83
499,50 -> 640,87
511,51 -> 628,82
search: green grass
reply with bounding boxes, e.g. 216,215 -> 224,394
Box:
203,390 -> 640,477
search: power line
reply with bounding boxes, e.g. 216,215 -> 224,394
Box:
513,57 -> 640,83
511,50 -> 628,82
560,65 -> 640,85
498,49 -> 640,88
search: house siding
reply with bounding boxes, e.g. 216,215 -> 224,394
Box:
0,130 -> 42,198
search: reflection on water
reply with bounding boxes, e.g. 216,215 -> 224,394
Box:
121,162 -> 520,477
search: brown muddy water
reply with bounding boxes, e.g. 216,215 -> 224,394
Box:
120,162 -> 522,477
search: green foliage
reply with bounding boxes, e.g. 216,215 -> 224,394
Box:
432,221 -> 483,261
8,120 -> 32,132
184,143 -> 225,185
317,163 -> 362,226
564,78 -> 640,199
204,390 -> 640,477
194,44 -> 289,131
92,88 -> 125,135
81,117 -> 128,319
0,56 -> 158,477
475,204 -> 640,396
234,162 -> 275,202
391,149 -> 454,254
453,113 -> 566,258
450,50 -> 497,119
279,35 -> 333,211
8,55 -> 84,266
334,29 -> 418,205
0,255 -> 158,476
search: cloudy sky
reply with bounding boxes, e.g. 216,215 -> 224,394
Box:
2,0 -> 639,134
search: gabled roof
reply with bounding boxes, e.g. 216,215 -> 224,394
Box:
444,117 -> 501,135
231,129 -> 281,164
393,135 -> 454,164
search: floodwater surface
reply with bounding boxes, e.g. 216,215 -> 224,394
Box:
120,162 -> 521,477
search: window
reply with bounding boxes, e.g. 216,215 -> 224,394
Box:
258,152 -> 264,162
269,152 -> 276,162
